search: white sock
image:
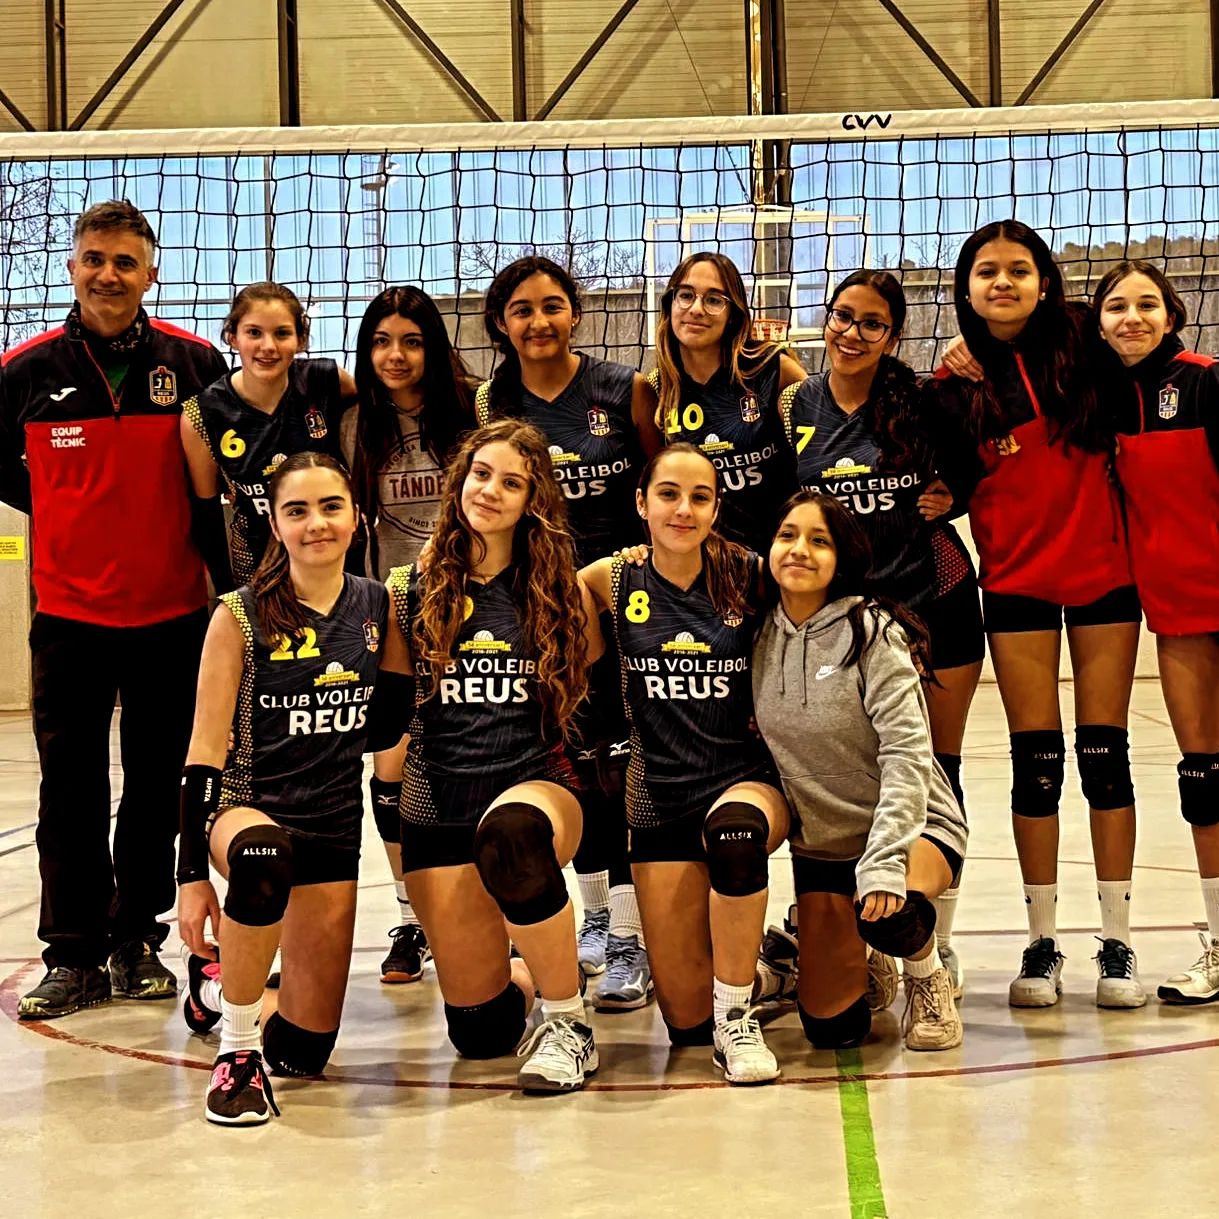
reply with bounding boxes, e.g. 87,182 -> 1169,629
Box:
713,978 -> 753,1026
540,991 -> 586,1023
608,884 -> 644,945
200,976 -> 222,1012
904,942 -> 943,979
577,871 -> 610,913
934,887 -> 960,950
394,880 -> 420,927
1097,879 -> 1132,944
1023,884 -> 1058,944
218,997 -> 262,1057
1201,876 -> 1219,940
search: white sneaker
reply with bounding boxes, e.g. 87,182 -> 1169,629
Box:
939,942 -> 964,1000
713,1007 -> 780,1084
517,1015 -> 598,1093
865,949 -> 899,1011
902,968 -> 964,1051
1008,937 -> 1065,1008
1158,933 -> 1219,1005
576,907 -> 609,976
1095,938 -> 1146,1009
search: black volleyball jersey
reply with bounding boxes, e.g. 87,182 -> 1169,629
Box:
610,555 -> 769,823
781,374 -> 939,608
388,564 -> 555,780
477,354 -> 643,565
183,359 -> 345,582
220,576 -> 387,839
652,359 -> 795,551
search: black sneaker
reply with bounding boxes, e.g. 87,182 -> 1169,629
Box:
1008,937 -> 1065,1008
109,936 -> 177,1000
183,950 -> 223,1034
381,924 -> 431,984
205,1050 -> 280,1126
18,965 -> 111,1020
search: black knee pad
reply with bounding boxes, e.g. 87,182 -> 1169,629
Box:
934,752 -> 965,810
1179,753 -> 1219,827
1075,725 -> 1134,810
1010,730 -> 1065,818
854,890 -> 937,959
663,1015 -> 715,1047
223,824 -> 293,927
369,777 -> 401,843
703,802 -> 770,897
798,996 -> 871,1049
444,982 -> 528,1059
473,802 -> 568,926
262,1011 -> 338,1077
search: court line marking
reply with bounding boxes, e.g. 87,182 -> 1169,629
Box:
837,1047 -> 888,1218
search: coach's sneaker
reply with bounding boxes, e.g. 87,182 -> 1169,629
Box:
593,933 -> 654,1010
517,1016 -> 598,1093
902,969 -> 964,1051
939,942 -> 964,1001
865,949 -> 900,1011
205,1050 -> 280,1125
109,935 -> 176,1000
1095,937 -> 1146,1008
754,918 -> 799,1006
577,907 -> 610,976
381,924 -> 431,984
18,965 -> 111,1020
183,950 -> 222,1035
1158,933 -> 1219,1005
713,1006 -> 780,1084
1008,937 -> 1065,1007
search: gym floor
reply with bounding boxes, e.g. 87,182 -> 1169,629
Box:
2,681 -> 1215,1218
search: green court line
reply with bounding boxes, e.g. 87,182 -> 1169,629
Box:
836,1048 -> 888,1219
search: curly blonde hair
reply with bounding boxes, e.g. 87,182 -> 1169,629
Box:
416,419 -> 589,741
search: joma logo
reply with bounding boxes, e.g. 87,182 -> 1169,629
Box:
841,113 -> 893,130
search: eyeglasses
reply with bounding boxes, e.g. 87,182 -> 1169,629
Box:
825,307 -> 891,343
672,286 -> 732,315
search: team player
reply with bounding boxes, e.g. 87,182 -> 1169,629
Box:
181,281 -> 355,585
342,286 -> 477,986
752,492 -> 967,1051
177,452 -> 388,1125
2,200 -> 228,1020
929,220 -> 1142,1009
650,252 -> 804,552
478,256 -> 662,1007
764,271 -> 983,1003
582,444 -> 790,1084
1092,261 -> 1219,1003
380,420 -> 603,1093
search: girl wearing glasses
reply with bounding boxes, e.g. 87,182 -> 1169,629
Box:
929,221 -> 1141,1012
478,257 -> 663,1013
651,253 -> 805,553
759,271 -> 981,1007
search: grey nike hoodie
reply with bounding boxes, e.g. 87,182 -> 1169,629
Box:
752,595 -> 968,899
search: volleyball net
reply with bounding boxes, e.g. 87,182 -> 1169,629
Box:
3,99 -> 1219,374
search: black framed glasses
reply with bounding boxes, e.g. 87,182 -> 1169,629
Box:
672,286 -> 732,315
825,307 -> 891,343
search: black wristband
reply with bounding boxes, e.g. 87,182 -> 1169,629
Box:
177,764 -> 222,885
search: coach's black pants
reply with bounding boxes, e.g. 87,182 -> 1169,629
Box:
30,609 -> 207,969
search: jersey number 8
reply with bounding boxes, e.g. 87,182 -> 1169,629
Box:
625,591 -> 651,623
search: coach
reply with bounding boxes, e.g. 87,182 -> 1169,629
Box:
0,200 -> 229,1019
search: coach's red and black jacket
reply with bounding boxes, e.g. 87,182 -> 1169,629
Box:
0,313 -> 227,627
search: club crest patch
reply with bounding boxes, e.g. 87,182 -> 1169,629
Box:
305,407 -> 328,439
149,365 -> 177,406
363,619 -> 381,653
587,406 -> 610,437
1158,384 -> 1179,420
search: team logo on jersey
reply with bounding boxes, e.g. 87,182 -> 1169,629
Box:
263,452 -> 289,477
722,610 -> 744,628
993,435 -> 1021,457
1158,384 -> 1179,419
459,629 -> 511,654
547,443 -> 580,465
661,630 -> 711,655
304,407 -> 328,440
315,660 -> 360,687
739,393 -> 760,423
587,407 -> 610,437
363,619 -> 381,653
701,433 -> 734,455
822,456 -> 871,478
149,366 -> 177,407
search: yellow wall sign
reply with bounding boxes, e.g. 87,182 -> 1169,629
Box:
0,536 -> 26,561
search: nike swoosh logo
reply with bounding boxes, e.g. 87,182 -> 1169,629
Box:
814,665 -> 837,681
50,387 -> 77,402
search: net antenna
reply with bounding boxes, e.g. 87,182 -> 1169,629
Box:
644,203 -> 866,363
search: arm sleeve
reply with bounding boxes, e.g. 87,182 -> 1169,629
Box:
923,377 -> 984,511
1206,364 -> 1219,473
854,618 -> 933,899
189,493 -> 235,596
0,361 -> 32,514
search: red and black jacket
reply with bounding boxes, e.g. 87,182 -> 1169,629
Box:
0,314 -> 227,627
